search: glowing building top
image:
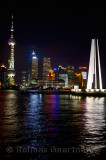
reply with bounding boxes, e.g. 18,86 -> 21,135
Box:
48,69 -> 55,80
8,14 -> 16,46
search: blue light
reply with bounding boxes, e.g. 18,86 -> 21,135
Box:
33,56 -> 37,59
54,68 -> 57,71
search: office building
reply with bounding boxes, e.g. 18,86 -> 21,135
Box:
30,50 -> 38,80
67,66 -> 75,88
79,66 -> 87,88
43,58 -> 52,80
28,49 -> 38,85
0,65 -> 8,88
38,80 -> 58,89
28,44 -> 36,84
58,79 -> 65,88
59,74 -> 68,88
75,73 -> 83,89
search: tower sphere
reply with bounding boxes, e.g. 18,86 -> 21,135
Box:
8,38 -> 16,46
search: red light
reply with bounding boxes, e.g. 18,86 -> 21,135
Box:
80,67 -> 87,69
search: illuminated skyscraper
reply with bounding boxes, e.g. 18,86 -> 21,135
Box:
8,14 -> 16,86
67,66 -> 75,87
87,39 -> 102,89
28,45 -> 36,84
27,49 -> 38,86
79,66 -> 87,88
30,50 -> 38,80
43,58 -> 52,80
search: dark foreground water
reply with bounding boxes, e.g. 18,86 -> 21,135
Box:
0,90 -> 106,160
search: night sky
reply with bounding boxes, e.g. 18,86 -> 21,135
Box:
0,1 -> 106,86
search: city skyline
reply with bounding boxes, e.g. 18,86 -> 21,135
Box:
1,3 -> 106,160
0,2 -> 106,85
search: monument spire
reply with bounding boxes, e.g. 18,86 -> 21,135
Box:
87,39 -> 102,89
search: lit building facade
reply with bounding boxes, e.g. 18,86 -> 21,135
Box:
30,50 -> 38,80
7,15 -> 16,86
43,58 -> 52,80
38,80 -> 58,89
0,65 -> 8,88
48,69 -> 55,80
67,66 -> 75,88
75,73 -> 83,89
79,66 -> 87,88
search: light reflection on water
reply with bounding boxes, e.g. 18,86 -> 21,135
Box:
82,97 -> 106,155
0,90 -> 106,159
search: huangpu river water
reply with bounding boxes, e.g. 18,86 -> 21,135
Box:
0,90 -> 106,160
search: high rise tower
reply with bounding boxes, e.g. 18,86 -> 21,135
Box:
87,39 -> 102,89
27,49 -> 38,86
30,50 -> 38,80
27,45 -> 36,84
43,58 -> 52,80
8,14 -> 16,86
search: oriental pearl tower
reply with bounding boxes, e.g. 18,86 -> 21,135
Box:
8,14 -> 16,86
